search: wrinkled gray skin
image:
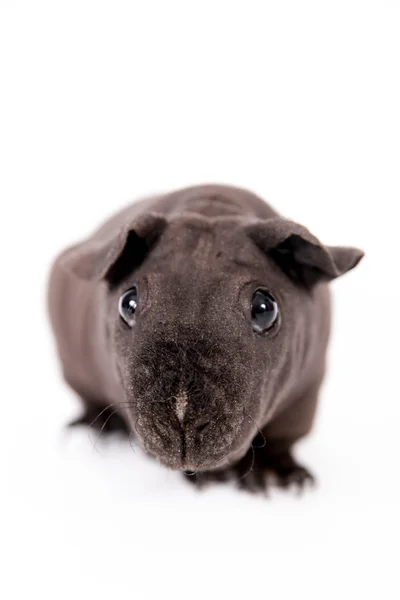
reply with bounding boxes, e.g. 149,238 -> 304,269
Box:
49,185 -> 363,490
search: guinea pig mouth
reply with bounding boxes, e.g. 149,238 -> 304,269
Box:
135,410 -> 246,472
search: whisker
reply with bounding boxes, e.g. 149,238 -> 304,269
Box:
239,443 -> 255,480
91,408 -> 121,452
128,432 -> 137,454
132,417 -> 141,438
88,404 -> 116,428
244,410 -> 266,448
72,401 -> 133,431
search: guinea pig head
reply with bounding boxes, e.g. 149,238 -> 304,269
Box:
66,212 -> 363,471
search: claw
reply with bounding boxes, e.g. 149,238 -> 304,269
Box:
276,466 -> 315,493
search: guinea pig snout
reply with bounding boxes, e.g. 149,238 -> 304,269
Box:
128,330 -> 251,470
134,387 -> 237,471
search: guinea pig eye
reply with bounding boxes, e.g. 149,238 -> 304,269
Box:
118,287 -> 138,327
251,289 -> 279,333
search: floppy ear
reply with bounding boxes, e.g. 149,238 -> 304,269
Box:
61,212 -> 167,285
245,218 -> 364,288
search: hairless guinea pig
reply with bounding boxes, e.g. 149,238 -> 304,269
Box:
48,184 -> 363,492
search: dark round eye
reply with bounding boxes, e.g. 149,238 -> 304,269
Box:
118,287 -> 138,327
251,289 -> 279,333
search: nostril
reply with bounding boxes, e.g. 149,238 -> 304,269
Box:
195,420 -> 210,434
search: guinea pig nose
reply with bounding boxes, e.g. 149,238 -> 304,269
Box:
195,420 -> 211,434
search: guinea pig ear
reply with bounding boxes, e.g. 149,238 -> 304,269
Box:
245,218 -> 364,288
61,212 -> 167,285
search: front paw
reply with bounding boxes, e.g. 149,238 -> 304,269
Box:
264,452 -> 315,491
68,404 -> 130,435
183,447 -> 315,495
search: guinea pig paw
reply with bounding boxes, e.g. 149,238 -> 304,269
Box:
68,403 -> 130,436
266,453 -> 315,494
182,455 -> 270,495
236,469 -> 269,495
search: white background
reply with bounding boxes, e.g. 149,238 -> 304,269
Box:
1,2 -> 399,599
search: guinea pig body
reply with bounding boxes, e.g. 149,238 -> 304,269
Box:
49,184 -> 363,490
